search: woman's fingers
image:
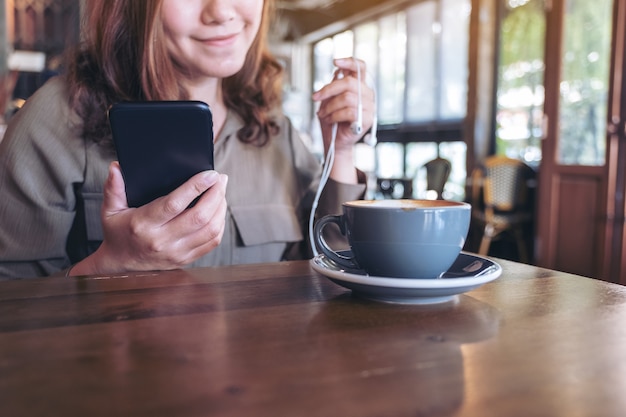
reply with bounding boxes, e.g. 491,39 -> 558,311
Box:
102,162 -> 131,215
141,170 -> 223,224
313,57 -> 374,135
98,166 -> 228,272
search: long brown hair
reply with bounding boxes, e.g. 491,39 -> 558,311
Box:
66,0 -> 283,146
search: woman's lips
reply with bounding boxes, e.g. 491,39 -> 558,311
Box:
199,33 -> 239,47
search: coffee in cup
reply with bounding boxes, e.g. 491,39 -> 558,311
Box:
314,199 -> 471,279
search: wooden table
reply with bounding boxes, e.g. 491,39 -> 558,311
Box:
2,258 -> 626,417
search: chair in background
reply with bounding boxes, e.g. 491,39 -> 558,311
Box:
422,157 -> 452,200
470,156 -> 535,263
377,177 -> 413,199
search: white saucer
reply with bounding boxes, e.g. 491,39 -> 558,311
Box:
310,251 -> 502,304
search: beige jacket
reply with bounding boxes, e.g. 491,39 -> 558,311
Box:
0,77 -> 366,278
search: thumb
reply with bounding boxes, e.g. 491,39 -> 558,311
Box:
103,161 -> 129,215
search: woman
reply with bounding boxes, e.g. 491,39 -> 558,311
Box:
0,0 -> 374,278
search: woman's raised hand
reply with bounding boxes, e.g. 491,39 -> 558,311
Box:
312,57 -> 375,184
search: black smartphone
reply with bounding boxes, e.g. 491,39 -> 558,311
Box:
108,101 -> 214,207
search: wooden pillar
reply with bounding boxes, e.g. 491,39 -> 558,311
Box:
465,0 -> 497,175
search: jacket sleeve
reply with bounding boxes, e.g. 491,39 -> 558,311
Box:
0,78 -> 86,279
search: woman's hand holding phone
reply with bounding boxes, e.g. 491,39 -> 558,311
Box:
65,100 -> 225,276
69,162 -> 228,276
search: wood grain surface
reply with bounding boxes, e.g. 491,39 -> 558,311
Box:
2,259 -> 626,417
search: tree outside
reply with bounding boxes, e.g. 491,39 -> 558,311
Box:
496,0 -> 612,167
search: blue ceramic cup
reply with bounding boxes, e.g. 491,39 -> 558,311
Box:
314,199 -> 471,278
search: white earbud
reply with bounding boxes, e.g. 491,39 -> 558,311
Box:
337,66 -> 363,136
351,63 -> 363,136
351,105 -> 363,135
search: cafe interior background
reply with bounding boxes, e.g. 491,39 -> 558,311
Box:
0,0 -> 625,283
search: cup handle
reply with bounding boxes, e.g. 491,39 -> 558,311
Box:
313,214 -> 359,270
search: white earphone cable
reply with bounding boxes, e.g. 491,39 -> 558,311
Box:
309,61 -> 362,257
309,122 -> 337,257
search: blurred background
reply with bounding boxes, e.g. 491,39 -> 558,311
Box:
0,0 -> 625,282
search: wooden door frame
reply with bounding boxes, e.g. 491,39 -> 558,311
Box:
607,0 -> 626,283
536,0 -> 616,280
535,0 -> 563,270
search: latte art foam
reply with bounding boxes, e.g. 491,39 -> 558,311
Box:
345,199 -> 467,209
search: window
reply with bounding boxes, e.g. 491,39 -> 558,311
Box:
378,13 -> 406,125
495,0 -> 545,165
406,2 -> 437,122
557,0 -> 612,166
440,0 -> 471,119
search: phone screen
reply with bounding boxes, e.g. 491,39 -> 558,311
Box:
108,101 -> 214,207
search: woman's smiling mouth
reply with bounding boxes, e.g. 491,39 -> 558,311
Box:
198,32 -> 240,47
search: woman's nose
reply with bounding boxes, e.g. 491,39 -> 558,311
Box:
201,0 -> 236,24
